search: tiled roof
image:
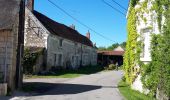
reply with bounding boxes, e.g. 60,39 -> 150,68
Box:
97,50 -> 124,56
33,11 -> 93,47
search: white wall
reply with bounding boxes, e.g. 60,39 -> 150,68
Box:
135,0 -> 160,63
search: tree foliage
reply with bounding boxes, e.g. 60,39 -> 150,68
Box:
97,42 -> 126,51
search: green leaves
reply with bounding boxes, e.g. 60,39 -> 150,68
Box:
142,2 -> 170,97
124,6 -> 139,84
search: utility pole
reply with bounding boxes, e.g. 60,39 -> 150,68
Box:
16,0 -> 25,89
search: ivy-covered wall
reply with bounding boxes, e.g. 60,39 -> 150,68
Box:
125,0 -> 170,98
142,0 -> 170,98
124,0 -> 139,85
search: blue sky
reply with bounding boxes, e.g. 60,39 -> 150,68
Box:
34,0 -> 129,47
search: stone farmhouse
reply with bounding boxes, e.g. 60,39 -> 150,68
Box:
25,0 -> 97,73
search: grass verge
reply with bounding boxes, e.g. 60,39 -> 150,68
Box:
24,65 -> 105,79
118,80 -> 155,100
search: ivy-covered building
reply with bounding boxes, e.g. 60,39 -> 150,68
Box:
24,0 -> 97,73
125,0 -> 170,99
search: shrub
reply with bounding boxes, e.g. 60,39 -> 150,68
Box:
23,48 -> 44,74
108,64 -> 116,70
121,76 -> 126,82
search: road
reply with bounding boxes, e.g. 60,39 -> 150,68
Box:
9,70 -> 124,100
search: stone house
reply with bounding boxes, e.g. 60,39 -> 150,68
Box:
24,0 -> 97,72
0,0 -> 24,95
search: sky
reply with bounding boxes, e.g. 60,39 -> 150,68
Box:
34,0 -> 129,47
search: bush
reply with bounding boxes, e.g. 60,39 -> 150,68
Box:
108,64 -> 116,70
23,48 -> 44,74
122,76 -> 126,82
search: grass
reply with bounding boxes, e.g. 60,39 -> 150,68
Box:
24,65 -> 105,79
118,80 -> 155,100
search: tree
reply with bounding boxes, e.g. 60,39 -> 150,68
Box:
98,46 -> 107,50
97,42 -> 126,51
107,43 -> 119,50
120,42 -> 126,49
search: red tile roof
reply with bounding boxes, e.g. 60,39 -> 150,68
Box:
33,11 -> 93,47
97,50 -> 125,56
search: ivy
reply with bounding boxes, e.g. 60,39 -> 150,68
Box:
130,0 -> 139,7
125,0 -> 170,98
141,34 -> 162,96
124,0 -> 148,85
124,6 -> 139,84
23,48 -> 44,74
141,0 -> 170,97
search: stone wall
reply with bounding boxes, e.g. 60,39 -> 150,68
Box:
0,29 -> 18,92
156,88 -> 169,100
25,8 -> 48,48
24,8 -> 49,72
0,83 -> 7,96
47,34 -> 97,69
0,0 -> 22,94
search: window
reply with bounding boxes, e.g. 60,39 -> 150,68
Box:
83,54 -> 88,65
59,39 -> 63,47
140,28 -> 148,58
72,55 -> 79,68
141,28 -> 150,33
58,54 -> 62,66
140,32 -> 145,58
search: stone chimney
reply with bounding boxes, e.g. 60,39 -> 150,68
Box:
94,43 -> 96,47
70,24 -> 75,30
86,30 -> 90,40
27,0 -> 34,11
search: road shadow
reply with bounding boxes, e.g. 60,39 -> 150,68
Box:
0,82 -> 125,100
0,82 -> 102,100
22,82 -> 126,96
22,82 -> 102,95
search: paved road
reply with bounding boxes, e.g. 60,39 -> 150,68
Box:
9,70 -> 124,100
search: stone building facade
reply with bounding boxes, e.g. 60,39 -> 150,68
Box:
0,0 -> 24,94
25,1 -> 97,72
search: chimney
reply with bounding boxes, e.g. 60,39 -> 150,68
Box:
70,24 -> 75,30
94,43 -> 96,47
27,0 -> 34,11
86,30 -> 90,40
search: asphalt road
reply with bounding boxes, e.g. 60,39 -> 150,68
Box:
8,70 -> 124,100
